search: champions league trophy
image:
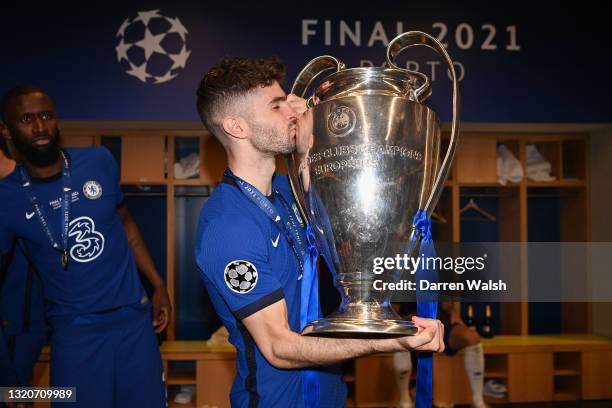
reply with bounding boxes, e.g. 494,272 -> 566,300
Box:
287,31 -> 460,337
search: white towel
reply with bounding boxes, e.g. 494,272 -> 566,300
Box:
497,145 -> 523,185
525,144 -> 555,181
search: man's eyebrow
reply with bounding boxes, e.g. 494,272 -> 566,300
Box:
269,96 -> 286,104
19,110 -> 51,117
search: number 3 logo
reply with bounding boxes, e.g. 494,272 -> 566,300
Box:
68,216 -> 105,262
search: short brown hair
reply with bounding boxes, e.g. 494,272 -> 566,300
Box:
196,57 -> 286,140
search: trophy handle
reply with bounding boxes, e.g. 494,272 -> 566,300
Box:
291,55 -> 346,104
287,56 -> 345,224
386,31 -> 460,216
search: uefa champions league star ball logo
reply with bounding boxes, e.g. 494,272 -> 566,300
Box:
115,9 -> 191,84
224,260 -> 258,294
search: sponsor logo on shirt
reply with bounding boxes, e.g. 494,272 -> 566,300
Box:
68,216 -> 105,262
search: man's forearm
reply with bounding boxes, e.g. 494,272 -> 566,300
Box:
119,206 -> 164,289
127,224 -> 164,288
244,298 -> 443,369
268,330 -> 402,369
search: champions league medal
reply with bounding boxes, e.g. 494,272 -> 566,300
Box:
286,31 -> 460,337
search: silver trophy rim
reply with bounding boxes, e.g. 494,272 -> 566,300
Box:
303,318 -> 418,338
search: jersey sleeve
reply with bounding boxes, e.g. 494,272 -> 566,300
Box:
195,213 -> 284,320
101,147 -> 124,206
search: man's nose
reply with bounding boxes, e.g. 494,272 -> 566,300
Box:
32,116 -> 45,133
286,105 -> 298,121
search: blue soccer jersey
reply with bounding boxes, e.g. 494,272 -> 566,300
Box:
0,147 -> 145,317
195,173 -> 346,408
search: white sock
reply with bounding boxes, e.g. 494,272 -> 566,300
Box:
463,343 -> 485,406
393,351 -> 412,407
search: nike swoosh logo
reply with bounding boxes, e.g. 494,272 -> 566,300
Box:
63,187 -> 71,192
316,225 -> 325,235
25,211 -> 35,220
271,233 -> 280,248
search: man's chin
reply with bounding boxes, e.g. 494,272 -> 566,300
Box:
12,130 -> 62,167
23,146 -> 61,167
31,143 -> 54,154
286,142 -> 297,155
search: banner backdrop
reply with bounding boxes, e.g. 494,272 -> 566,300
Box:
1,1 -> 610,123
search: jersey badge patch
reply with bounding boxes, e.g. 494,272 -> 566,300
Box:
224,260 -> 258,293
83,180 -> 103,200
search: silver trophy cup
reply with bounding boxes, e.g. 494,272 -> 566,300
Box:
288,31 -> 460,338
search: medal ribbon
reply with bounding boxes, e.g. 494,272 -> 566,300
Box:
18,151 -> 71,270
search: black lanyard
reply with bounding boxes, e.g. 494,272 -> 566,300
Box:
223,170 -> 306,275
18,151 -> 71,270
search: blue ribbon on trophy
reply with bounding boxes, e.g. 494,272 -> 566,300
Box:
412,209 -> 438,408
301,223 -> 321,408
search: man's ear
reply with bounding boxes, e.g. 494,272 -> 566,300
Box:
222,115 -> 249,140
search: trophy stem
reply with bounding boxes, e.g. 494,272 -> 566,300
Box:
303,271 -> 417,338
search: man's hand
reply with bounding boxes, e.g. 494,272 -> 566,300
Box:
396,316 -> 445,352
151,286 -> 172,333
287,94 -> 313,155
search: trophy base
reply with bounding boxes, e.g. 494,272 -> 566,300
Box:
303,318 -> 417,338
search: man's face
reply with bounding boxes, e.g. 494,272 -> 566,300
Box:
2,92 -> 61,167
246,82 -> 298,155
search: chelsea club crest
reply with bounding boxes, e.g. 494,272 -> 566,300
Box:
83,181 -> 103,200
